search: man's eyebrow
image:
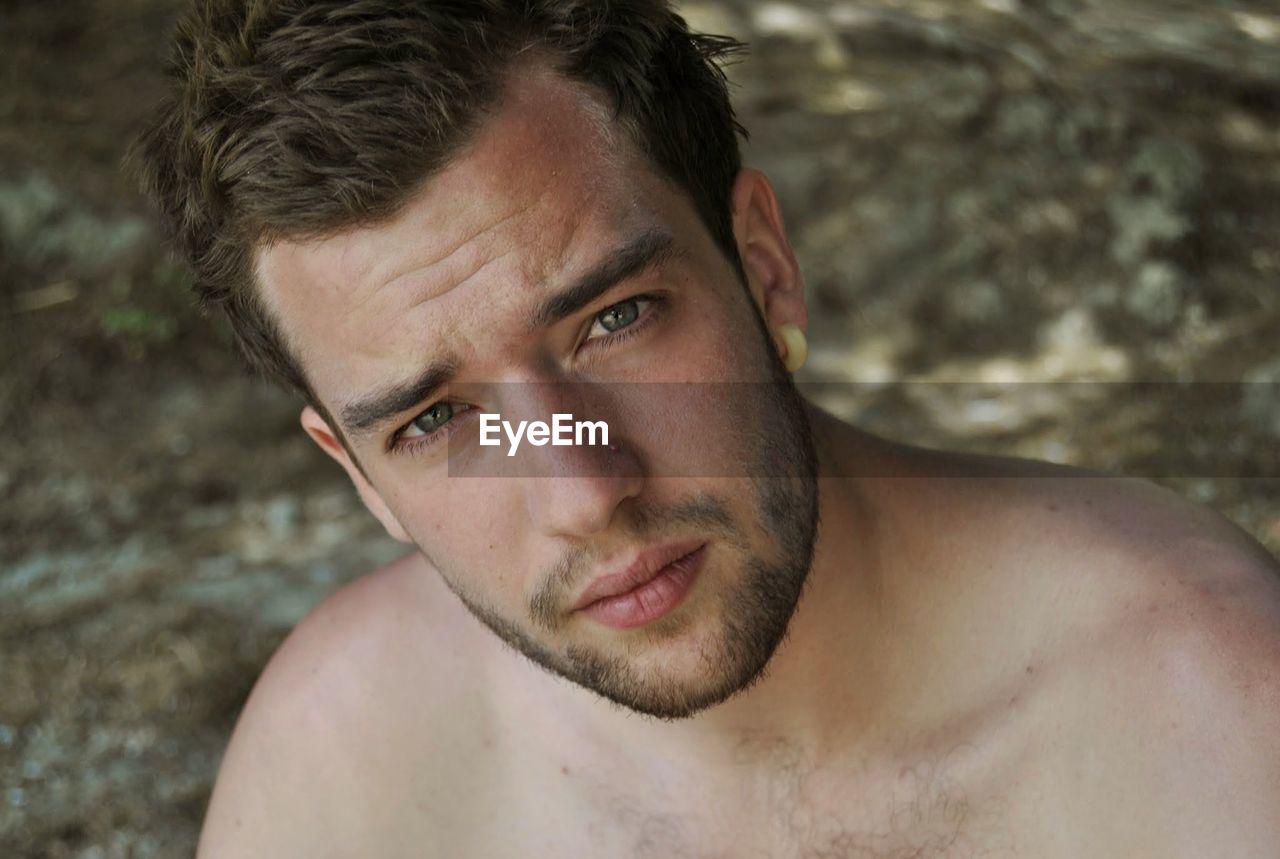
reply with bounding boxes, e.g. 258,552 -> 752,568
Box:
532,228 -> 676,329
339,358 -> 457,439
336,229 -> 675,441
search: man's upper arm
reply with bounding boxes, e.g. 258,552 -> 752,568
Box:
1147,593 -> 1280,856
1069,549 -> 1280,856
195,599 -> 370,859
193,557 -> 448,858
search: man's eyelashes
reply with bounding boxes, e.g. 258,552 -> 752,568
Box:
389,293 -> 666,455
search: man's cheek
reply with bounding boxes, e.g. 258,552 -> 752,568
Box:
437,505 -> 530,585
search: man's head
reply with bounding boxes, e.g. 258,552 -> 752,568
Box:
134,0 -> 819,720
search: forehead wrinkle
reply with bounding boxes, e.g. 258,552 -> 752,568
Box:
371,193 -> 543,305
391,220 -> 575,349
356,74 -> 632,335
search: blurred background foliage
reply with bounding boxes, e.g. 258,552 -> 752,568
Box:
1,0 -> 1278,855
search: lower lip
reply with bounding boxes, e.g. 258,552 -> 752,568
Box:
580,546 -> 706,630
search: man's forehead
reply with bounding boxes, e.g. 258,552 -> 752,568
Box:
254,66 -> 661,405
259,66 -> 633,295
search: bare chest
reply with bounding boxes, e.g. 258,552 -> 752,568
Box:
429,739 -> 1061,859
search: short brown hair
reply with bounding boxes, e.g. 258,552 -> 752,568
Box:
131,0 -> 748,407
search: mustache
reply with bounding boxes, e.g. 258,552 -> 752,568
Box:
528,493 -> 739,631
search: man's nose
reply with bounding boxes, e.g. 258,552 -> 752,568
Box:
524,455 -> 644,538
507,385 -> 644,538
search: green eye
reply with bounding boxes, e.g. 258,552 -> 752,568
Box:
595,298 -> 641,333
411,402 -> 455,435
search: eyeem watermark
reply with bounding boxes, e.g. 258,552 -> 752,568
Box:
479,413 -> 610,457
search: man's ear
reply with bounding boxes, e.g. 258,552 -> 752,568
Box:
730,168 -> 808,341
300,406 -> 412,544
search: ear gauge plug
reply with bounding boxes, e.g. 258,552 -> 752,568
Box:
777,323 -> 808,373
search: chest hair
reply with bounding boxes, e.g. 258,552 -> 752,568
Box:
588,736 -> 1020,859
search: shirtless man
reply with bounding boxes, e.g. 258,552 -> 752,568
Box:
133,1 -> 1280,856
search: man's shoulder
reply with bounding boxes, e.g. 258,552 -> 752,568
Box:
920,447 -> 1280,614
1044,536 -> 1280,855
987,464 -> 1280,716
989,470 -> 1280,854
1008,468 -> 1280,634
1030,473 -> 1280,721
907,449 -> 1280,658
196,553 -> 493,857
243,551 -> 467,722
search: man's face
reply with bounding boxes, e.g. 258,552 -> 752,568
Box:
257,67 -> 817,719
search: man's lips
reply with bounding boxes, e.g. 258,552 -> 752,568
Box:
572,539 -> 707,611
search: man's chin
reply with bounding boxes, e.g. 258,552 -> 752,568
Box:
556,620 -> 784,721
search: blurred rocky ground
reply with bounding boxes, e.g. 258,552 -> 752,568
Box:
1,0 -> 1278,856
